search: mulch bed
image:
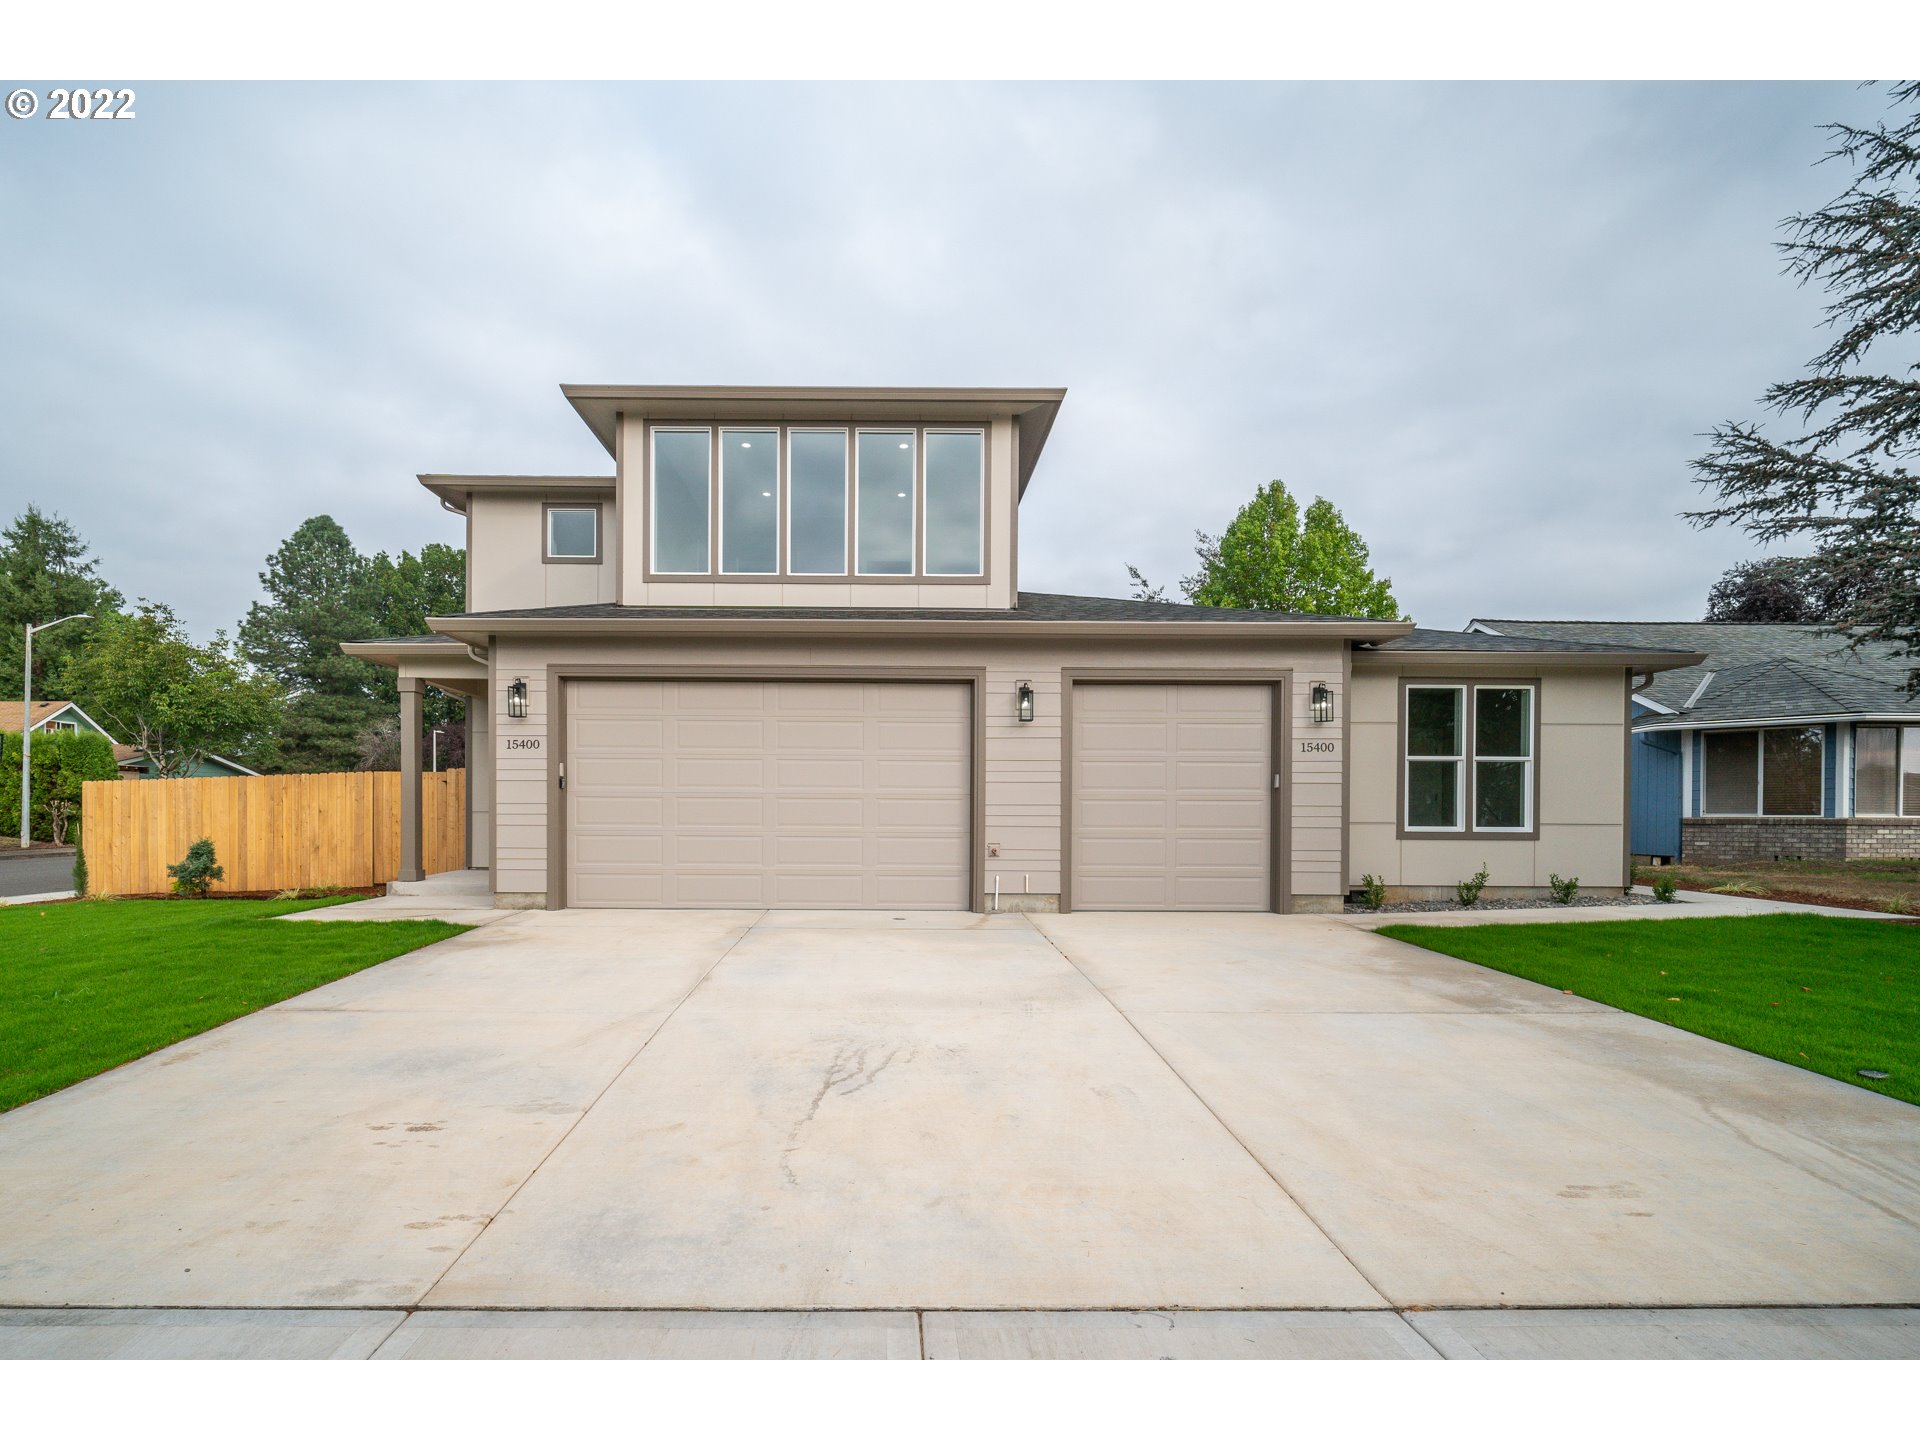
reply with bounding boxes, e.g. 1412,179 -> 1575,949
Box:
1346,894 -> 1662,916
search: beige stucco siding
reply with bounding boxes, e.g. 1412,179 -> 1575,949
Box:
467,493 -> 619,613
1347,665 -> 1630,892
485,632 -> 1351,907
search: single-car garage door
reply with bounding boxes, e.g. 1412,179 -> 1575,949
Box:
1070,683 -> 1274,911
564,679 -> 972,909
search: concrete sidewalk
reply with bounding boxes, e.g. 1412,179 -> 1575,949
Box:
1,1305 -> 1914,1359
1341,884 -> 1912,929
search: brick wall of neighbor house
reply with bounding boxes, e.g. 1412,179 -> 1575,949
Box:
487,631 -> 1350,911
1682,816 -> 1920,864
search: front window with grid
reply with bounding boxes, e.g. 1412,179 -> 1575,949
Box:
1404,683 -> 1535,833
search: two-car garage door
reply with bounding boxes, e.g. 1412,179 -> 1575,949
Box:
565,679 -> 971,909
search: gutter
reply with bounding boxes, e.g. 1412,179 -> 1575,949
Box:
427,615 -> 1419,645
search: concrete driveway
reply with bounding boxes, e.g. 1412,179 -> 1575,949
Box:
1,907 -> 1917,1354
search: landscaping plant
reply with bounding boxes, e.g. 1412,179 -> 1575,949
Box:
1548,872 -> 1580,905
70,843 -> 87,898
1651,873 -> 1680,904
1455,862 -> 1490,908
167,837 -> 225,897
1358,873 -> 1387,911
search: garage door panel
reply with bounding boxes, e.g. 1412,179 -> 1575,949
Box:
1072,683 -> 1272,912
566,679 -> 970,910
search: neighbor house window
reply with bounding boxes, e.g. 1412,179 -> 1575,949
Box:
1404,683 -> 1537,833
719,428 -> 778,575
788,429 -> 848,575
544,505 -> 600,562
47,719 -> 78,733
1854,725 -> 1920,817
1701,727 -> 1824,817
855,430 -> 915,575
923,429 -> 985,576
651,427 -> 712,574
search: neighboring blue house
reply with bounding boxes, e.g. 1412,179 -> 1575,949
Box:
1465,621 -> 1920,865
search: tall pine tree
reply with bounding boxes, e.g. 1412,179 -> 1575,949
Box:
0,507 -> 123,702
1690,81 -> 1920,688
239,516 -> 387,772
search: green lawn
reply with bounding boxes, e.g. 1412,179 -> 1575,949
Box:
1379,914 -> 1919,1105
0,899 -> 468,1112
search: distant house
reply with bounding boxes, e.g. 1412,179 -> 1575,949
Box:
1,698 -> 259,780
1,698 -> 117,741
1467,622 -> 1920,865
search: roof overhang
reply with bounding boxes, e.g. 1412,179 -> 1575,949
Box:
1636,711 -> 1920,732
560,385 -> 1068,498
418,474 -> 615,513
427,613 -> 1412,647
1354,647 -> 1707,672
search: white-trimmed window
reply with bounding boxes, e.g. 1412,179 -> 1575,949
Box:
719,428 -> 778,575
1852,725 -> 1918,817
1473,685 -> 1533,831
1405,685 -> 1465,831
854,429 -> 915,576
787,428 -> 848,575
544,505 -> 600,562
922,429 -> 985,577
650,427 -> 712,574
1702,727 -> 1824,817
1404,683 -> 1537,833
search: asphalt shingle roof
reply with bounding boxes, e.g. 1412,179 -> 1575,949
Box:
1472,620 -> 1920,723
436,592 -> 1401,626
1360,628 -> 1684,656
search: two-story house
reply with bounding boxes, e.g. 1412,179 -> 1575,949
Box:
347,385 -> 1703,912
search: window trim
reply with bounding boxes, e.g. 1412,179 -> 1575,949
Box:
647,425 -> 714,576
1402,683 -> 1466,834
1700,725 -> 1826,818
852,426 -> 918,579
717,426 -> 780,577
784,426 -> 850,577
542,501 -> 603,565
1396,677 -> 1542,840
921,426 -> 987,578
637,420 -> 992,585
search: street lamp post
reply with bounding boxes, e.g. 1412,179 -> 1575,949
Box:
20,613 -> 91,850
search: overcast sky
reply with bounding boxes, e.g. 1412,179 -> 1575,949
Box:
0,81 -> 1890,639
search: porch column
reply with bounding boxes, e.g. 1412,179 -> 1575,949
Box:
398,677 -> 424,883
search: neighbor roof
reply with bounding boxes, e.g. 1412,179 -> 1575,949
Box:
559,385 -> 1067,497
0,699 -> 83,733
1470,620 -> 1920,724
1355,628 -> 1704,671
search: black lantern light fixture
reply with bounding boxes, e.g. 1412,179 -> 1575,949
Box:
1016,680 -> 1035,723
1309,682 -> 1334,724
507,677 -> 530,720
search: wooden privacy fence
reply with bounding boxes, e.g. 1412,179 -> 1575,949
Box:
81,769 -> 466,897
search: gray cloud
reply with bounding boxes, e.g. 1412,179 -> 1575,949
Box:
0,80 -> 1888,638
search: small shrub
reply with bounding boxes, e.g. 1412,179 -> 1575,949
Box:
1455,862 -> 1491,908
1358,873 -> 1387,911
71,843 -> 88,897
167,837 -> 225,898
1651,873 -> 1679,904
1709,880 -> 1762,896
1882,896 -> 1915,916
1548,873 -> 1579,905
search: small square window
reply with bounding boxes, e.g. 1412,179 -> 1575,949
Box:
546,506 -> 600,562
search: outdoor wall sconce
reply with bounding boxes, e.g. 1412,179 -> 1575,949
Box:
507,677 -> 529,719
1310,682 -> 1334,724
1016,681 -> 1035,723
